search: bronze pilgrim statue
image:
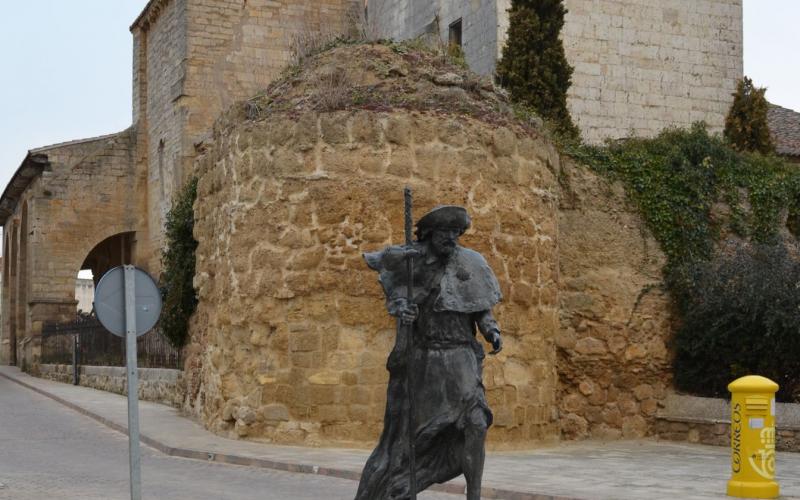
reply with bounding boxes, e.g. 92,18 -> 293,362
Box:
355,190 -> 503,500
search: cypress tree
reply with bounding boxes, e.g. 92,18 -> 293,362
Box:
497,0 -> 579,139
724,76 -> 774,154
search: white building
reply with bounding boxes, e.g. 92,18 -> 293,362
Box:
75,278 -> 94,314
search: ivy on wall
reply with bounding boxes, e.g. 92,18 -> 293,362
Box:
160,177 -> 198,348
566,124 -> 800,401
566,123 -> 798,266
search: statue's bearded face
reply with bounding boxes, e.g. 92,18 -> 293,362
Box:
430,227 -> 460,258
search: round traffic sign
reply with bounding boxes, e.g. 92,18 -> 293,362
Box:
94,266 -> 162,337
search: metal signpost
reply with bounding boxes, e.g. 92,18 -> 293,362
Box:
94,265 -> 162,500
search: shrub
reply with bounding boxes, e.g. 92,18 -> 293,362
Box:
496,0 -> 579,139
724,76 -> 774,154
567,125 -> 800,402
160,178 -> 198,348
669,242 -> 800,401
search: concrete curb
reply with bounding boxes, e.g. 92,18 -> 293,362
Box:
0,369 -> 577,500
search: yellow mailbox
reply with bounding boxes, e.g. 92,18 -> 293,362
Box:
727,375 -> 779,499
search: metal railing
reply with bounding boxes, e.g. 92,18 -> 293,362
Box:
41,315 -> 183,370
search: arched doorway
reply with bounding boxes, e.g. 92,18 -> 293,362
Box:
81,232 -> 136,285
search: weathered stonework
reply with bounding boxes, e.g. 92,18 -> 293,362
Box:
175,42 -> 677,447
556,159 -> 672,440
655,419 -> 800,452
185,109 -> 562,448
367,0 -> 743,143
1,132 -> 139,370
132,0 -> 360,271
39,364 -> 183,407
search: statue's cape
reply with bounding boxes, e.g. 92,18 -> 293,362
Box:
364,244 -> 502,313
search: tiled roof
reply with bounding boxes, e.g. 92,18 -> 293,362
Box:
768,104 -> 800,157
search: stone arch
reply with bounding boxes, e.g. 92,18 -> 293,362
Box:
23,225 -> 138,346
79,231 -> 137,287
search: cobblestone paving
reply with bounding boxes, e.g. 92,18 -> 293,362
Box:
0,376 -> 457,500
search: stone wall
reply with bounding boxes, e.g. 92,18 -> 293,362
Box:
132,0 -> 190,272
185,109 -> 562,448
1,131 -> 139,369
656,393 -> 800,452
556,158 -> 672,439
557,0 -> 743,143
131,0 -> 360,272
368,0 -> 501,76
27,132 -> 139,305
368,0 -> 743,143
184,0 -> 360,141
39,364 -> 183,407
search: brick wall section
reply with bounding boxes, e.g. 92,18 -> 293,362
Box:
656,419 -> 800,452
185,0 -> 360,131
369,0 -> 743,143
185,109 -> 562,448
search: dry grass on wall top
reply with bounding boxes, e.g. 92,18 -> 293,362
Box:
240,40 -> 546,138
184,103 -> 563,448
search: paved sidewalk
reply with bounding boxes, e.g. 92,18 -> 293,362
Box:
3,366 -> 800,500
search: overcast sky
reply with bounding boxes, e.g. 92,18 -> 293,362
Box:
0,1 -> 798,195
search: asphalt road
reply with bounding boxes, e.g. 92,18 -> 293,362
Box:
0,376 -> 457,500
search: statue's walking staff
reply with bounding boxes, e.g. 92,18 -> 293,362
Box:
403,186 -> 417,500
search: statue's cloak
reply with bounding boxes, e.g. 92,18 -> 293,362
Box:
364,244 -> 502,314
355,244 -> 501,499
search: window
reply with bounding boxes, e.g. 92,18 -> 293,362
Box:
449,18 -> 463,49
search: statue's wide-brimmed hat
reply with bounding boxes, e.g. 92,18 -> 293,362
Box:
416,205 -> 471,236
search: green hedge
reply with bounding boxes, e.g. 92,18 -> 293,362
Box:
669,243 -> 800,401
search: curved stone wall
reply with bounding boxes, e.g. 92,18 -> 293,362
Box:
185,109 -> 562,448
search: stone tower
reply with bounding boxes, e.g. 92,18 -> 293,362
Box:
131,0 -> 361,271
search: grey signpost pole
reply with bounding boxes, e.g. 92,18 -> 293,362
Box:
95,265 -> 160,500
124,265 -> 142,500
